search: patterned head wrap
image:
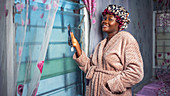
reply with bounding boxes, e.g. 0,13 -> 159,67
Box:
102,4 -> 130,30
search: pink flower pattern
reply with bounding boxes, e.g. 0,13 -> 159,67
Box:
17,84 -> 24,96
20,3 -> 25,9
92,18 -> 96,24
33,83 -> 39,96
158,53 -> 162,57
40,13 -> 44,19
83,0 -> 96,24
16,3 -> 25,12
37,61 -> 44,74
42,0 -> 47,3
165,0 -> 169,6
16,4 -> 21,11
15,1 -> 60,96
162,62 -> 165,65
53,1 -> 58,8
166,59 -> 170,63
32,6 -> 38,11
93,2 -> 96,7
19,47 -> 22,56
46,4 -> 51,10
21,19 -> 24,26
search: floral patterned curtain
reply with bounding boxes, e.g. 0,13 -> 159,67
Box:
15,0 -> 59,95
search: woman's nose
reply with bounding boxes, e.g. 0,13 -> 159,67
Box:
102,19 -> 108,24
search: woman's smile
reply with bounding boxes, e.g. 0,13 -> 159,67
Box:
102,14 -> 119,33
102,24 -> 109,28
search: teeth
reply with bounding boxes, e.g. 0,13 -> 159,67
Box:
103,25 -> 109,27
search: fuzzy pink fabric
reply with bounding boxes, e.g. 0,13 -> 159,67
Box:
73,31 -> 144,96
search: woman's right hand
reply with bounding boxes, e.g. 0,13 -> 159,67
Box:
70,32 -> 82,57
70,32 -> 79,48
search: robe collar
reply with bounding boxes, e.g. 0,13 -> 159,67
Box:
103,32 -> 122,53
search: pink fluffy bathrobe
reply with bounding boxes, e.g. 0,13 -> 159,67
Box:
73,31 -> 144,96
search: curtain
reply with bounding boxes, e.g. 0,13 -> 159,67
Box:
15,0 -> 59,95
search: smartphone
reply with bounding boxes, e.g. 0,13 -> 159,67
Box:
68,24 -> 72,46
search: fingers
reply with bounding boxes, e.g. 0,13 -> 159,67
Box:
70,32 -> 74,39
70,32 -> 77,47
73,43 -> 77,47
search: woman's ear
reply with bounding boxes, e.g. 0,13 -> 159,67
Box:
117,23 -> 121,31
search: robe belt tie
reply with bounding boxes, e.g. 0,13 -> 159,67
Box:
86,66 -> 97,79
86,66 -> 121,79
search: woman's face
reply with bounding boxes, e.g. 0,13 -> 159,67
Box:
101,14 -> 119,33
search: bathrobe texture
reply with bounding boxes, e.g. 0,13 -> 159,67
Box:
73,31 -> 144,96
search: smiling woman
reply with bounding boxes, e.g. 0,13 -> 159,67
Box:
101,14 -> 119,41
70,4 -> 144,96
102,14 -> 119,33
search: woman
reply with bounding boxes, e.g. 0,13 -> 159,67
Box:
70,4 -> 144,96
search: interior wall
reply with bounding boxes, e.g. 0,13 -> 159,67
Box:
0,0 -> 7,95
0,0 -> 15,96
128,0 -> 153,92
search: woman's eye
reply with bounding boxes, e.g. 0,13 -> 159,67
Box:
103,17 -> 106,20
109,18 -> 113,21
102,17 -> 114,21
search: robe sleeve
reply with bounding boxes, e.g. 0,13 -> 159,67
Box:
107,39 -> 144,93
73,51 -> 92,73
